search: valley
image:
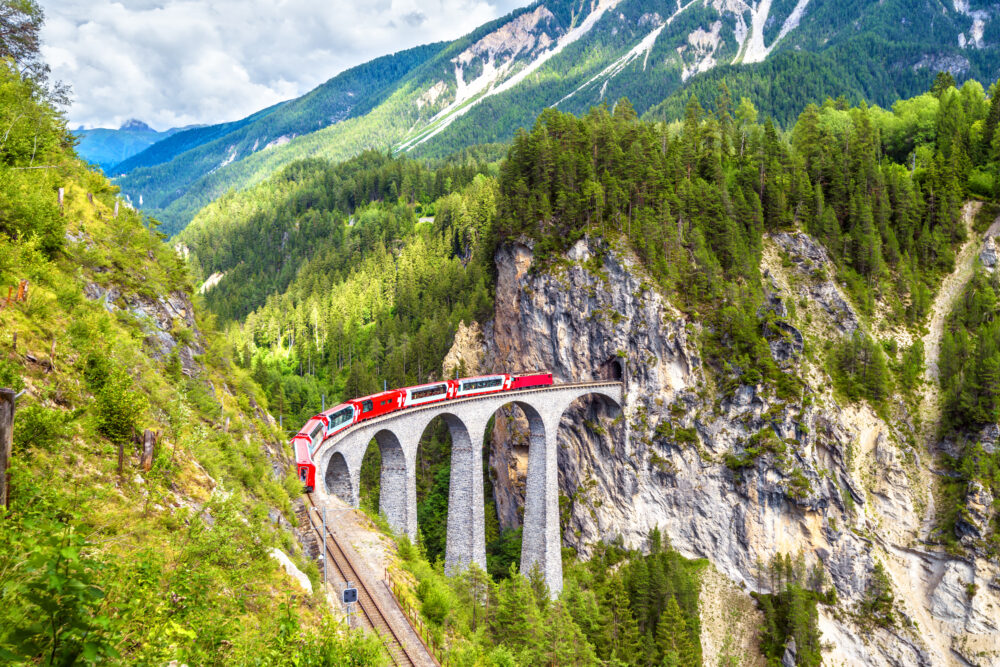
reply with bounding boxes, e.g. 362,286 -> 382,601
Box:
4,0 -> 1000,665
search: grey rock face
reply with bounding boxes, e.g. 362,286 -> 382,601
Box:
957,480 -> 995,548
771,232 -> 860,334
83,283 -> 204,376
981,236 -> 997,273
781,637 -> 797,667
979,423 -> 998,454
482,237 -> 1000,665
486,239 -> 853,580
766,320 -> 804,366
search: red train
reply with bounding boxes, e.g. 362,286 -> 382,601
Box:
292,372 -> 553,492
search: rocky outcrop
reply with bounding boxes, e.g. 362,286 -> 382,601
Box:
481,236 -> 1000,666
84,283 -> 204,376
442,320 -> 485,378
981,236 -> 997,273
770,232 -> 859,334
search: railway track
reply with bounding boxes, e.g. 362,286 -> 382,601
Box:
300,495 -> 427,667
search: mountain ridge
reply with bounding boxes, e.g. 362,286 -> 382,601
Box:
115,0 -> 1000,235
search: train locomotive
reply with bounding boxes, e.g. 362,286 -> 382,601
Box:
292,372 -> 553,492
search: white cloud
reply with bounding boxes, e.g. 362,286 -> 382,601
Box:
39,0 -> 530,130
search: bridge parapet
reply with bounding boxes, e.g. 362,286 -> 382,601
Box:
312,381 -> 623,595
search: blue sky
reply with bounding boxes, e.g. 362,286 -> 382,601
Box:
39,0 -> 530,130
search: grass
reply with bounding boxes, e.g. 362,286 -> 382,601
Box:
0,178 -> 383,664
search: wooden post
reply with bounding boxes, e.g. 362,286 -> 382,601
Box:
17,280 -> 27,302
140,429 -> 156,471
0,389 -> 15,511
117,440 -> 124,479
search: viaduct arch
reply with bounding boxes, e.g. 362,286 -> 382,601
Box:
312,381 -> 622,595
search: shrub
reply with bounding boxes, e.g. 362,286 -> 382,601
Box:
13,404 -> 69,455
95,367 -> 147,444
82,352 -> 112,392
0,358 -> 24,392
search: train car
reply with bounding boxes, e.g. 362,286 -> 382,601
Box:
450,374 -> 512,399
400,381 -> 451,408
349,389 -> 405,422
292,416 -> 326,492
320,402 -> 357,438
293,370 -> 556,493
511,371 -> 553,390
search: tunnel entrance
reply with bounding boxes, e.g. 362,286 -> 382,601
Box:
599,356 -> 624,381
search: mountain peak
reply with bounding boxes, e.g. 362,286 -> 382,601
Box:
120,118 -> 153,132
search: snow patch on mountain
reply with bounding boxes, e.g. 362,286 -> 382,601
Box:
398,0 -> 622,152
556,22 -> 667,106
680,21 -> 723,81
734,0 -> 810,65
555,0 -> 697,108
219,146 -> 238,169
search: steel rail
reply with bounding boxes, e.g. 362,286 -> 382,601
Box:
302,495 -> 422,666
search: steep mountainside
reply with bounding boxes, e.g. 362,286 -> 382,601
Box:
483,233 -> 999,665
0,60 -> 383,664
73,119 -> 186,173
118,0 -> 1000,234
113,42 -> 446,234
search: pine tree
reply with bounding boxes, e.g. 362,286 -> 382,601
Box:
603,576 -> 641,663
655,596 -> 698,666
492,571 -> 543,658
540,601 -> 597,666
628,559 -> 652,633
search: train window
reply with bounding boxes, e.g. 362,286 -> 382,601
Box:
461,378 -> 502,391
362,400 -> 373,412
299,468 -> 307,481
309,423 -> 324,440
328,407 -> 352,429
411,384 -> 447,400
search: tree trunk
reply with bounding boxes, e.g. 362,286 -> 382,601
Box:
0,389 -> 14,509
140,429 -> 157,472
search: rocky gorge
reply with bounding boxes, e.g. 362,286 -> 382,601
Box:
449,233 -> 1000,666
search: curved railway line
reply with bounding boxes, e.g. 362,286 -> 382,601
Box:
295,380 -> 622,665
300,495 -> 430,666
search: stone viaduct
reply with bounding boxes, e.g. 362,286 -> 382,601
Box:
312,381 -> 622,595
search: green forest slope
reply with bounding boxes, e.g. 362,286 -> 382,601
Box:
0,53 -> 384,665
178,73 -> 1000,665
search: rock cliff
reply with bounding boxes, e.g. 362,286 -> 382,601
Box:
477,236 -> 1000,666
